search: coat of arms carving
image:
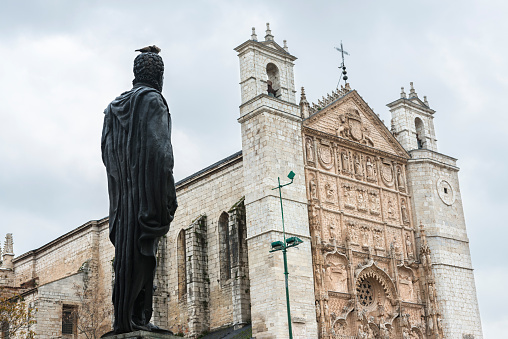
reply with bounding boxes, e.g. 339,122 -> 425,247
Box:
336,107 -> 374,146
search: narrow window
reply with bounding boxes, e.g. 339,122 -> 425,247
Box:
219,212 -> 231,282
62,305 -> 77,336
177,229 -> 187,299
266,63 -> 280,97
444,188 -> 448,194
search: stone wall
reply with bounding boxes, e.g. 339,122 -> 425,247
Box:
407,149 -> 483,338
165,154 -> 246,335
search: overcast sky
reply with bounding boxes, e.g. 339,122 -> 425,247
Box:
0,1 -> 506,336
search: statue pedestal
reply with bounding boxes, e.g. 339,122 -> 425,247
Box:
103,331 -> 186,339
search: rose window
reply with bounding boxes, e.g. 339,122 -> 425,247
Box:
357,279 -> 374,307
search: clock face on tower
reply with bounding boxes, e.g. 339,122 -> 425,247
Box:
437,178 -> 455,206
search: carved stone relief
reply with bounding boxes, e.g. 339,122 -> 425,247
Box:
369,190 -> 381,215
346,219 -> 359,245
360,225 -> 371,248
398,268 -> 416,302
353,153 -> 364,179
308,203 -> 320,234
320,174 -> 338,205
305,136 -> 315,165
401,198 -> 410,224
340,150 -> 351,174
380,159 -> 394,188
391,236 -> 402,259
317,140 -> 334,171
323,254 -> 348,293
343,183 -> 356,210
405,234 -> 414,260
383,191 -> 399,221
365,156 -> 377,183
357,187 -> 368,212
373,227 -> 384,250
336,107 -> 375,146
308,173 -> 318,201
323,211 -> 340,242
396,165 -> 406,192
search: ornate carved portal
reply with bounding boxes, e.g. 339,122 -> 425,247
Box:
304,104 -> 438,338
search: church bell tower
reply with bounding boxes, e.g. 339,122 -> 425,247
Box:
388,84 -> 483,338
234,24 -> 318,338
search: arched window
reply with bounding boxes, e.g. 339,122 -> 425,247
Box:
219,212 -> 231,282
415,117 -> 425,149
177,229 -> 186,299
266,63 -> 280,97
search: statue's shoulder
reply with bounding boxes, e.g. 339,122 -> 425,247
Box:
136,87 -> 168,111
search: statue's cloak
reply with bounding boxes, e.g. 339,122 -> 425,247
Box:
101,83 -> 177,332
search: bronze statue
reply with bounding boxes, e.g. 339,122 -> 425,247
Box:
101,46 -> 177,334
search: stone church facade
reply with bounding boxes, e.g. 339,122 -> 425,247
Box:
0,25 -> 482,339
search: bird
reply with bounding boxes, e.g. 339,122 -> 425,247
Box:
135,45 -> 161,54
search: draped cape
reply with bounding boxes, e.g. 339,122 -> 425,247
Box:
101,84 -> 177,333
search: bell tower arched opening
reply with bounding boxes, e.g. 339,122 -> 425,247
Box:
266,63 -> 280,98
415,117 -> 425,149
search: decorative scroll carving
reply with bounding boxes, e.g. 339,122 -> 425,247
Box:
317,140 -> 334,170
305,137 -> 315,165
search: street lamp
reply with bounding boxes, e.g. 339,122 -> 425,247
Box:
270,171 -> 303,339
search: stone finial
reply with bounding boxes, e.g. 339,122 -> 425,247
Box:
391,118 -> 396,134
401,87 -> 407,99
283,40 -> 288,52
265,23 -> 274,41
424,95 -> 429,107
300,87 -> 310,119
409,82 -> 418,98
251,27 -> 258,41
4,233 -> 13,254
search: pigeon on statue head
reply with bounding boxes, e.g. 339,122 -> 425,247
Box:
135,45 -> 161,54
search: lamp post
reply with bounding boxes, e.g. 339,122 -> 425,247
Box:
270,171 -> 303,339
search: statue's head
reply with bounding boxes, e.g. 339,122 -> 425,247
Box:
133,52 -> 164,92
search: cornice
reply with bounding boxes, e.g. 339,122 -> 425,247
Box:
234,39 -> 297,61
386,98 -> 435,115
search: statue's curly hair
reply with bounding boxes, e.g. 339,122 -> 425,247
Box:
132,52 -> 164,91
